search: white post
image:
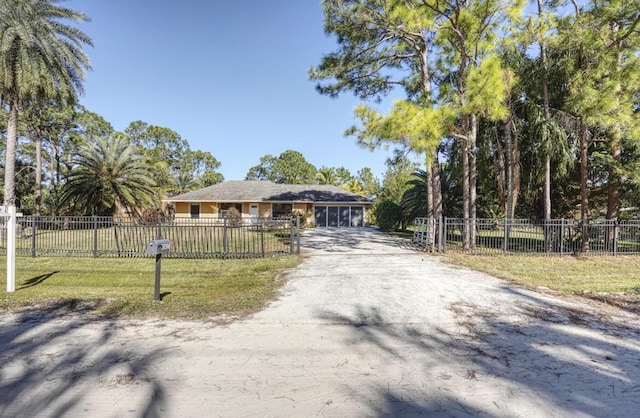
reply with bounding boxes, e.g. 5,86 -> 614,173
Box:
6,205 -> 16,292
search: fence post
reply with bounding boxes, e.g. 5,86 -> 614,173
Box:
560,218 -> 565,256
289,218 -> 294,255
443,217 -> 448,253
260,221 -> 265,256
423,218 -> 428,249
156,218 -> 162,240
503,218 -> 508,253
438,215 -> 444,253
93,215 -> 98,258
296,215 -> 301,255
31,215 -> 37,258
614,221 -> 618,256
223,218 -> 228,259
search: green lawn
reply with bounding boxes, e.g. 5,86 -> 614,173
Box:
443,252 -> 640,294
0,255 -> 301,320
5,243 -> 638,321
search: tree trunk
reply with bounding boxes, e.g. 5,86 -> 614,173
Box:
461,129 -> 470,250
605,129 -> 622,251
426,158 -> 433,218
469,114 -> 477,249
538,0 -> 551,221
4,98 -> 19,208
431,153 -> 442,218
544,158 -> 551,219
505,118 -> 514,219
605,25 -> 623,252
543,156 -> 554,251
35,130 -> 43,216
51,142 -> 61,216
538,0 -> 551,219
494,129 -> 506,214
426,151 -> 442,250
579,121 -> 589,253
538,0 -> 553,252
512,126 -> 521,216
420,36 -> 441,222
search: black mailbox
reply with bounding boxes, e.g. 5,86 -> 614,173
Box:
147,239 -> 170,256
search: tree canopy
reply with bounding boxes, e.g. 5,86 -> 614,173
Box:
245,150 -> 317,184
60,136 -> 155,216
312,0 -> 640,241
0,0 -> 92,207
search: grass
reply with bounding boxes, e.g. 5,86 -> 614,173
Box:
0,255 -> 301,320
443,252 -> 640,295
385,229 -> 415,240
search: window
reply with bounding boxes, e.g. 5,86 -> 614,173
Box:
190,204 -> 200,219
272,203 -> 292,218
220,203 -> 242,218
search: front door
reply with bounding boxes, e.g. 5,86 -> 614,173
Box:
190,203 -> 200,219
249,204 -> 259,218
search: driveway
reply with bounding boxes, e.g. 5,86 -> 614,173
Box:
1,228 -> 640,417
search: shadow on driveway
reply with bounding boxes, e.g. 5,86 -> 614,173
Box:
0,301 -> 167,417
316,291 -> 640,417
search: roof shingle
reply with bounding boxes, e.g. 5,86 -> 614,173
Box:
165,181 -> 372,204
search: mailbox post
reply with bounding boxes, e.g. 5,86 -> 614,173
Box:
147,239 -> 170,301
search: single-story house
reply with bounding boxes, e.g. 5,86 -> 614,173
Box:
164,180 -> 373,227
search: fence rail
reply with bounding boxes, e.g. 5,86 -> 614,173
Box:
0,216 -> 300,259
414,217 -> 640,255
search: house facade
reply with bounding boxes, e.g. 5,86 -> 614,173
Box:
164,181 -> 373,227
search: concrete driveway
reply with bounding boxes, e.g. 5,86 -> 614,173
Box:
1,228 -> 640,417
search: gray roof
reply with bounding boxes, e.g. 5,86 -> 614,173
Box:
165,181 -> 372,204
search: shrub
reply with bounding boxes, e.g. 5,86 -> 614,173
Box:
374,200 -> 403,231
137,208 -> 165,226
288,209 -> 308,228
225,207 -> 243,227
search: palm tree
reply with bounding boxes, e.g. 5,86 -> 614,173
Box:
342,179 -> 365,196
315,166 -> 337,185
60,136 -> 156,216
401,170 -> 428,222
0,0 -> 92,207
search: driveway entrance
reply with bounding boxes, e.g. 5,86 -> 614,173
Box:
1,228 -> 639,417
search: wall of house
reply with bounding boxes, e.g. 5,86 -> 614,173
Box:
239,203 -> 271,217
290,203 -> 313,225
173,202 -> 218,218
201,203 -> 217,218
175,202 -> 189,217
259,203 -> 271,217
173,201 -> 366,225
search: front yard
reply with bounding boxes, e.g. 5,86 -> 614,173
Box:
444,253 -> 640,313
0,255 -> 301,320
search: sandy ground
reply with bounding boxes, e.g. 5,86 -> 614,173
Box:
1,228 -> 640,418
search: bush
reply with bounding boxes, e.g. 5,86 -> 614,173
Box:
225,207 -> 243,227
137,208 -> 165,226
288,209 -> 308,228
374,200 -> 403,231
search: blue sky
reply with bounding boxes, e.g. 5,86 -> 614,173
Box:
67,0 -> 397,181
